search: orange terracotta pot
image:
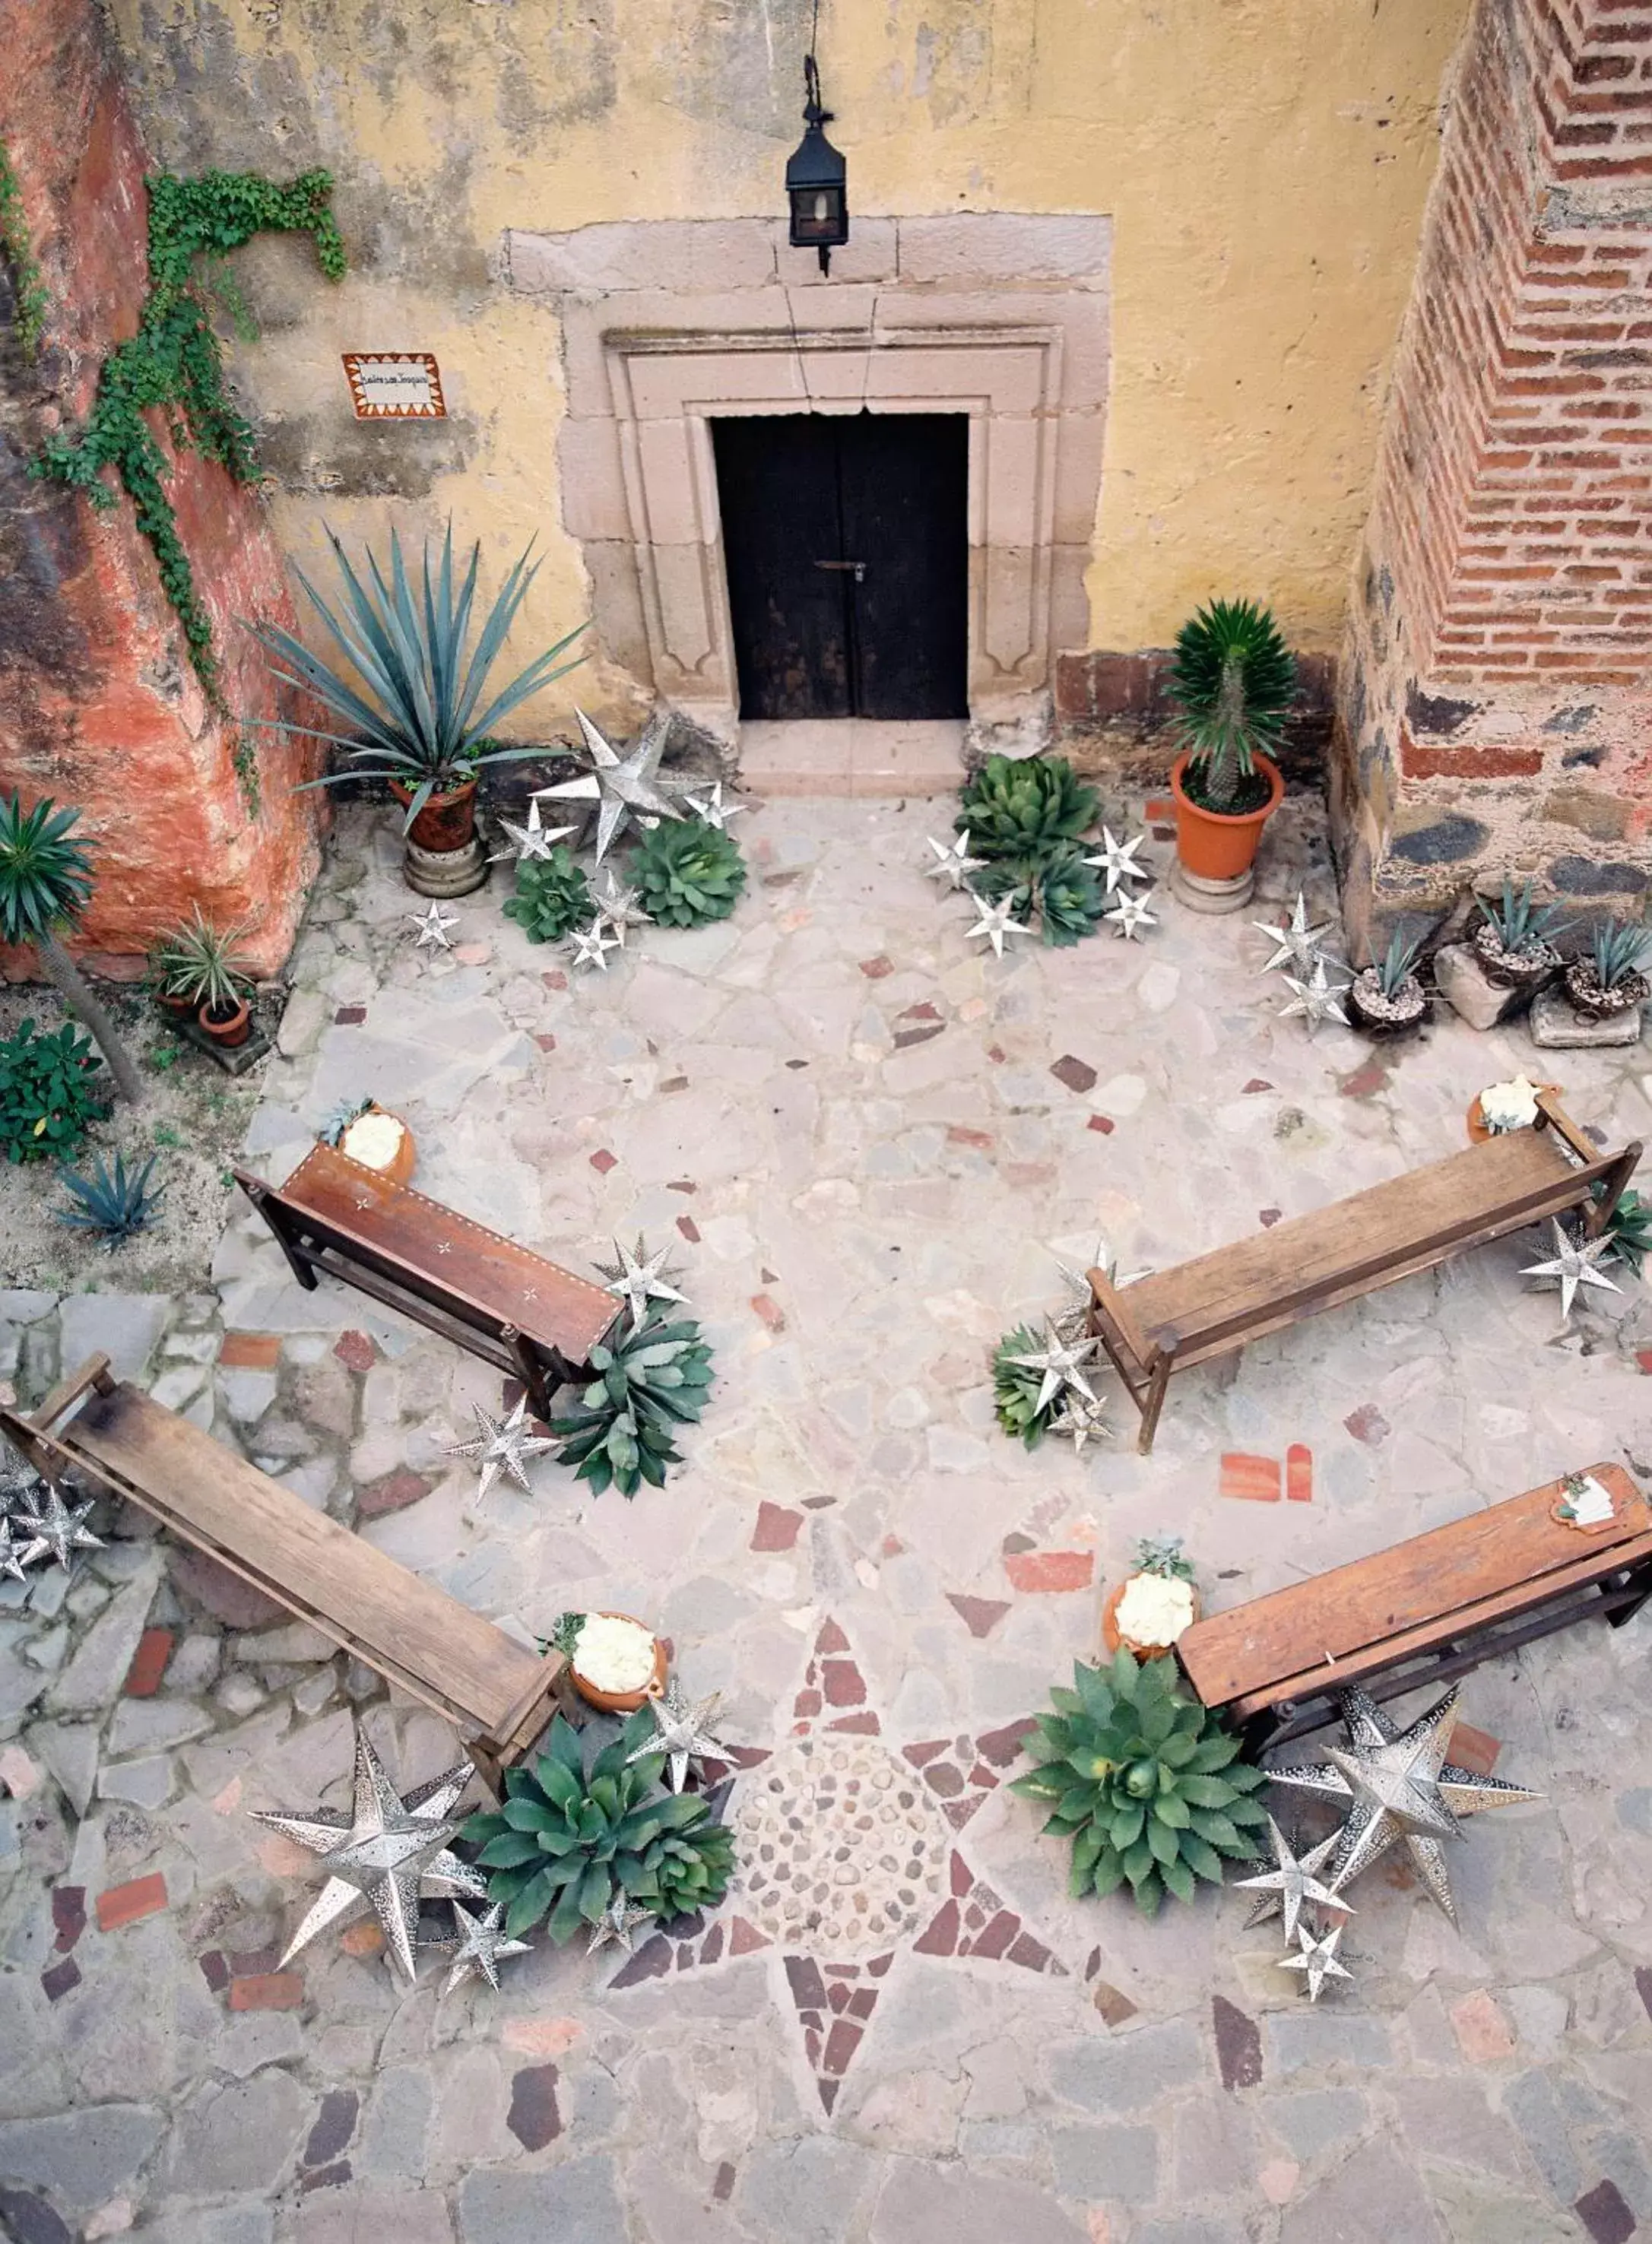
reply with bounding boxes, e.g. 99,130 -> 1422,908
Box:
390,776 -> 478,853
1170,753 -> 1283,883
1101,1577 -> 1200,1664
1466,1083 -> 1561,1144
199,995 -> 250,1048
336,1104 -> 417,1187
569,1613 -> 668,1714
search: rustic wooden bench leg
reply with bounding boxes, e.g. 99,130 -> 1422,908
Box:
238,1175 -> 319,1292
500,1327 -> 553,1422
1137,1355 -> 1174,1455
1584,1142 -> 1643,1235
467,1734 -> 506,1799
1606,1558 -> 1652,1627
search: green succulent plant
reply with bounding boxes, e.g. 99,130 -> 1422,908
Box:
502,847 -> 594,943
992,1323 -> 1057,1449
0,1017 -> 110,1165
1167,598 -> 1296,814
629,819 -> 747,928
956,754 -> 1099,867
150,904 -> 254,1016
1598,1185 -> 1652,1276
461,1709 -> 735,1941
550,1307 -> 715,1496
1011,1650 -> 1270,1914
1368,921 -> 1425,998
1476,878 -> 1568,956
1035,846 -> 1108,947
0,793 -> 143,1105
57,1151 -> 165,1248
1133,1535 -> 1196,1583
1587,918 -> 1652,993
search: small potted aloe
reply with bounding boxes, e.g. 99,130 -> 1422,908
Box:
1165,599 -> 1295,911
1346,922 -> 1428,1035
1474,879 -> 1568,994
1564,919 -> 1652,1022
152,905 -> 255,1048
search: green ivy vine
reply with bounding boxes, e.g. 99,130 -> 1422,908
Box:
0,140 -> 49,359
33,169 -> 346,727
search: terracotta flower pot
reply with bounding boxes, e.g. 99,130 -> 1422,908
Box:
1101,1577 -> 1200,1664
391,776 -> 478,854
569,1612 -> 668,1714
1169,752 -> 1283,883
335,1103 -> 417,1187
199,995 -> 250,1048
1467,1082 -> 1560,1144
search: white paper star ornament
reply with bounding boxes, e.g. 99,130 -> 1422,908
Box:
1521,1219 -> 1622,1323
534,711 -> 693,863
925,832 -> 985,890
963,889 -> 1033,960
449,1396 -> 557,1499
1083,826 -> 1151,894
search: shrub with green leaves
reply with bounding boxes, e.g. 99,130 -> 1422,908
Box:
0,1018 -> 110,1164
956,754 -> 1099,866
551,1307 -> 715,1496
630,819 -> 747,928
1600,1184 -> 1652,1276
503,848 -> 593,943
461,1708 -> 735,1941
1167,598 -> 1296,813
1011,1650 -> 1270,1914
993,1323 -> 1056,1448
1035,846 -> 1107,947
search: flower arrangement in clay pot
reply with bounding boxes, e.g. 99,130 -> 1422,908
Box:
550,1609 -> 668,1713
1466,1075 -> 1561,1144
1346,923 -> 1428,1037
1101,1536 -> 1201,1662
1472,879 -> 1568,994
1165,599 -> 1295,912
1563,920 -> 1652,1022
321,1096 -> 416,1185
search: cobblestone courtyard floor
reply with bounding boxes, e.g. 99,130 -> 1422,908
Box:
3,792 -> 1652,2244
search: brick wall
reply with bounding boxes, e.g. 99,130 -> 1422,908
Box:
1334,0 -> 1652,949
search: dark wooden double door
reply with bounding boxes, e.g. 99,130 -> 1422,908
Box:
713,410 -> 969,721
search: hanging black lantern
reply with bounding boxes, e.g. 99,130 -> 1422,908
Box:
786,54 -> 848,274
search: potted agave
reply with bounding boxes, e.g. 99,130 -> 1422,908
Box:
1346,923 -> 1428,1035
1165,599 -> 1295,912
1563,920 -> 1652,1022
549,1610 -> 668,1714
1102,1536 -> 1200,1662
1473,878 -> 1567,994
152,905 -> 255,1048
250,525 -> 588,898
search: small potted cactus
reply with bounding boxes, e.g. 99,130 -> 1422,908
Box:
1102,1536 -> 1200,1662
1563,920 -> 1652,1022
1165,599 -> 1295,906
1473,879 -> 1568,994
1346,922 -> 1428,1035
550,1610 -> 668,1713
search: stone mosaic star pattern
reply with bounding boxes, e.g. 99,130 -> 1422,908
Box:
609,1618 -> 1066,2114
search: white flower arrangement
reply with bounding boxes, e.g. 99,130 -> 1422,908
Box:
1478,1076 -> 1542,1135
570,1612 -> 658,1694
338,1109 -> 407,1171
1114,1571 -> 1197,1649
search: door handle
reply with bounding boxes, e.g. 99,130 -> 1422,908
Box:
815,559 -> 867,584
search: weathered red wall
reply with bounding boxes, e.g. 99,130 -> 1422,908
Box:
0,0 -> 322,979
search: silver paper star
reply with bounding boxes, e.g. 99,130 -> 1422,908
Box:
1279,958 -> 1349,1035
592,872 -> 651,948
1268,1687 -> 1540,1923
1049,1390 -> 1114,1453
1083,826 -> 1151,894
1052,1243 -> 1152,1343
963,888 -> 1034,959
6,1479 -> 102,1571
1253,892 -> 1337,977
408,902 -> 459,954
925,832 -> 986,891
488,797 -> 577,864
252,1729 -> 484,1980
567,917 -> 618,974
1006,1319 -> 1101,1414
683,781 -> 748,832
424,1897 -> 532,1995
1235,1820 -> 1354,1946
534,709 -> 693,864
1104,890 -> 1159,941
0,1508 -> 46,1583
595,1236 -> 689,1332
587,1894 -> 655,1956
1279,1918 -> 1353,2002
449,1396 -> 558,1499
624,1678 -> 729,1793
1521,1219 -> 1622,1323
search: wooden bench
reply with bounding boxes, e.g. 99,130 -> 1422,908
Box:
1176,1462 -> 1652,1754
1087,1091 -> 1641,1452
0,1355 -> 579,1793
234,1143 -> 618,1421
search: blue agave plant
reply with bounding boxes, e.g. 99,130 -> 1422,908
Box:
57,1152 -> 165,1249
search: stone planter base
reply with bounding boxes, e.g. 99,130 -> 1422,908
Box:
1530,985 -> 1642,1048
405,835 -> 488,898
1168,859 -> 1254,914
1435,943 -> 1535,1032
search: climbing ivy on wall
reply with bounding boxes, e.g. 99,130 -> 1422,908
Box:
33,168 -> 346,720
0,140 -> 49,359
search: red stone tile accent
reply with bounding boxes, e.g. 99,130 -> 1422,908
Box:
986,1044 -> 1007,1063
712,2164 -> 736,2203
1258,1208 -> 1283,1227
903,1741 -> 946,1767
52,1887 -> 85,1953
1092,1979 -> 1139,2028
1004,1549 -> 1095,1593
914,1899 -> 959,1956
794,1689 -> 822,1717
975,1719 -> 1036,1767
1636,1965 -> 1652,2024
40,1957 -> 81,2002
303,2090 -> 360,2170
589,1149 -> 618,1174
333,1330 -> 376,1373
1286,1445 -> 1313,1504
334,1005 -> 366,1025
1220,1453 -> 1282,1503
199,1950 -> 230,1992
1339,1059 -> 1390,1101
1243,1079 -> 1273,1094
1051,1054 -> 1099,1094
822,1659 -> 866,1707
894,1023 -> 944,1050
676,1215 -> 702,1243
96,1873 -> 168,1932
228,1971 -> 305,2012
1574,2180 -> 1636,2244
827,1710 -> 879,1734
219,1332 -> 281,1370
1449,1989 -> 1517,2063
750,1501 -> 804,1552
946,1593 -> 1010,1639
542,970 -> 568,991
533,1032 -> 557,1052
1400,732 -> 1543,782
728,1918 -> 770,1956
751,1293 -> 787,1333
340,1922 -> 384,1958
1344,1404 -> 1390,1445
506,2062 -> 563,2152
1638,1349 -> 1652,1376
946,1124 -> 994,1149
668,1179 -> 696,1193
859,955 -> 893,978
816,1619 -> 850,1655
357,1469 -> 432,1520
122,1627 -> 174,1698
1447,1721 -> 1501,1776
1213,1994 -> 1263,2087
1087,1114 -> 1115,1136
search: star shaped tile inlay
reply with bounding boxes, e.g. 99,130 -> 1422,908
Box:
1521,1218 -> 1622,1323
448,1396 -> 558,1499
607,1618 -> 1068,2116
1279,1918 -> 1353,2002
534,709 -> 693,864
6,1479 -> 102,1571
1234,1818 -> 1353,1947
424,1897 -> 533,1995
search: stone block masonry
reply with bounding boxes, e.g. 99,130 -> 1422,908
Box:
1333,0 -> 1652,950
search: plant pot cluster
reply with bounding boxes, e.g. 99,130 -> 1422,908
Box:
1562,956 -> 1648,1022
1346,965 -> 1428,1036
1473,920 -> 1561,995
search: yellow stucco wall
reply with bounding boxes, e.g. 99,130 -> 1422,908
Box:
106,0 -> 1468,724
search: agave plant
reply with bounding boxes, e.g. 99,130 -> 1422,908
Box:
550,1306 -> 715,1496
992,1323 -> 1057,1448
1599,1185 -> 1652,1276
629,819 -> 747,929
956,754 -> 1099,867
150,905 -> 254,1016
1588,918 -> 1652,993
502,848 -> 593,943
56,1151 -> 165,1248
1035,846 -> 1108,947
461,1709 -> 735,1941
1367,922 -> 1425,999
1011,1650 -> 1270,1913
1166,599 -> 1296,813
251,524 -> 588,830
0,794 -> 143,1105
1132,1535 -> 1196,1583
1476,877 -> 1568,957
